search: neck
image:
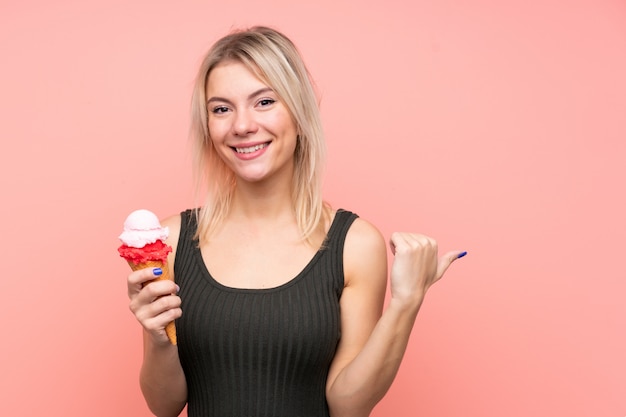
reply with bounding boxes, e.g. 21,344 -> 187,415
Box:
229,177 -> 294,223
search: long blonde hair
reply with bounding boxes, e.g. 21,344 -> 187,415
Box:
189,26 -> 327,244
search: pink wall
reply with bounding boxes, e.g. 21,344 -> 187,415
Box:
1,0 -> 624,416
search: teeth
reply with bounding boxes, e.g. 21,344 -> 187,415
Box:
235,143 -> 268,154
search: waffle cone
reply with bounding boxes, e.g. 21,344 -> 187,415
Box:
128,260 -> 177,345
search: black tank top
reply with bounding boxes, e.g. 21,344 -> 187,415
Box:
175,209 -> 358,417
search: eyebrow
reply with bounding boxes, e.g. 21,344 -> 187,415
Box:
206,87 -> 275,105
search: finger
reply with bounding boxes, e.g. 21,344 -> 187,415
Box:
138,279 -> 179,303
390,232 -> 423,253
139,305 -> 182,337
136,294 -> 182,322
131,293 -> 182,332
389,232 -> 405,255
127,267 -> 165,299
129,280 -> 179,317
390,232 -> 438,257
436,250 -> 467,280
142,306 -> 182,336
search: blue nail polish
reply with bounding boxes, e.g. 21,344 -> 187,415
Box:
457,251 -> 468,259
153,267 -> 163,276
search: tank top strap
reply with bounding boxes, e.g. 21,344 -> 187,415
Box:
323,209 -> 359,253
174,209 -> 199,275
179,209 -> 197,241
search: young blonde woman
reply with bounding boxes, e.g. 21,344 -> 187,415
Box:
127,26 -> 466,417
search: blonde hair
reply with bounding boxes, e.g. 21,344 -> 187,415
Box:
190,26 -> 327,244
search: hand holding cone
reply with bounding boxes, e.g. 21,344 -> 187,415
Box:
118,209 -> 177,345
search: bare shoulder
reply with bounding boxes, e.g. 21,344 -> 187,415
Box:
161,213 -> 182,239
344,216 -> 386,255
343,216 -> 388,287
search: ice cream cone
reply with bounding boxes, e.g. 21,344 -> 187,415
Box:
119,209 -> 176,345
128,260 -> 177,345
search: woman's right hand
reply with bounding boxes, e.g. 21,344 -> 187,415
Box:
127,267 -> 182,345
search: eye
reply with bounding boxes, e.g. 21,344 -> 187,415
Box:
257,98 -> 276,107
210,106 -> 230,114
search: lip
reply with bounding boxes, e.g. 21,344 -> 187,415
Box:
230,141 -> 271,160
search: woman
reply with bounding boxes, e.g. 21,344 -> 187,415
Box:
127,26 -> 466,417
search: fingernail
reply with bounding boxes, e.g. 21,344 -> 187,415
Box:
175,284 -> 180,293
457,251 -> 468,259
153,267 -> 163,276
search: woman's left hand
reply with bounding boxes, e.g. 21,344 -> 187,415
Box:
389,232 -> 466,305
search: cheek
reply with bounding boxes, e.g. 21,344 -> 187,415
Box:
277,117 -> 298,139
207,119 -> 226,141
207,138 -> 231,165
268,105 -> 297,134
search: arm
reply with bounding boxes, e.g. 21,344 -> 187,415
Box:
326,221 -> 465,417
127,215 -> 187,417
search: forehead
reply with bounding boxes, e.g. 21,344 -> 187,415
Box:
206,60 -> 269,95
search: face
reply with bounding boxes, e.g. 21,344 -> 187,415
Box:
206,61 -> 298,185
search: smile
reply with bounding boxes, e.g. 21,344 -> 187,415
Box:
234,143 -> 269,154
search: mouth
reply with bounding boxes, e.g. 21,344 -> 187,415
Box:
232,142 -> 270,154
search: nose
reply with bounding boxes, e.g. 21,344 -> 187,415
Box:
232,108 -> 258,136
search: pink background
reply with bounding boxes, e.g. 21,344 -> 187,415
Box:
1,0 -> 625,416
